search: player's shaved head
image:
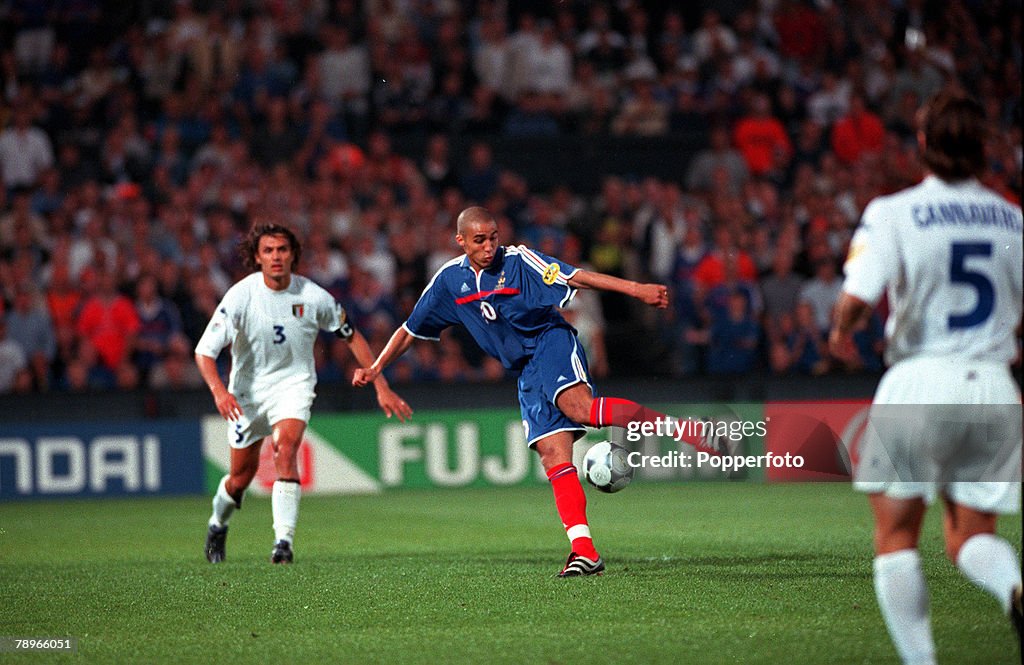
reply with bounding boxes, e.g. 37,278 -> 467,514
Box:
456,206 -> 496,236
455,206 -> 500,271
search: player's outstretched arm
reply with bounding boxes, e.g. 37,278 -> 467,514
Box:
567,269 -> 669,309
352,326 -> 415,388
346,330 -> 413,421
195,352 -> 243,421
828,291 -> 872,362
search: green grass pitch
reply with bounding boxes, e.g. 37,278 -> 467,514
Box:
1,483 -> 1019,664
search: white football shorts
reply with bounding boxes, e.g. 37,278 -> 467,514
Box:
227,386 -> 315,449
853,356 -> 1021,513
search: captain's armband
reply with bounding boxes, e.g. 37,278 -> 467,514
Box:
335,321 -> 355,341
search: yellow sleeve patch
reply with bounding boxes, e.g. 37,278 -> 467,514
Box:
542,263 -> 560,285
844,242 -> 865,266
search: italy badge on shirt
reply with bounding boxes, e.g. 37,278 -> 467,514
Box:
292,303 -> 304,318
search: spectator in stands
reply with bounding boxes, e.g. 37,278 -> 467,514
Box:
693,9 -> 738,64
473,14 -> 512,100
704,251 -> 762,323
693,227 -> 758,291
505,12 -> 541,100
148,336 -> 203,390
768,310 -> 796,375
44,262 -> 82,336
889,43 -> 943,114
58,325 -> 111,389
707,290 -> 760,375
459,141 -> 500,203
503,88 -> 561,137
656,10 -> 693,66
577,4 -> 625,59
807,71 -> 851,126
371,54 -> 428,135
76,269 -> 141,372
579,24 -> 626,84
774,0 -> 826,63
318,25 -> 370,126
419,134 -> 457,196
612,73 -> 669,136
798,258 -> 842,334
0,311 -> 31,393
250,97 -> 301,169
523,20 -> 572,102
304,228 -> 349,292
786,302 -> 830,376
686,125 -> 749,195
188,10 -> 240,94
760,250 -> 805,341
1,187 -> 49,260
9,0 -> 56,75
4,285 -> 55,390
733,93 -> 792,177
0,101 -> 54,190
134,273 -> 186,379
830,93 -> 886,166
114,359 -> 141,390
30,167 -> 64,216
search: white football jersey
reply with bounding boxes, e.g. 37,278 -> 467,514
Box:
195,272 -> 345,396
843,176 -> 1023,365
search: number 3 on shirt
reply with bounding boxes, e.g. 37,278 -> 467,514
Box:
948,242 -> 994,329
272,325 -> 287,343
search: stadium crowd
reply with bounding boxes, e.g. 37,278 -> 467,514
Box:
0,0 -> 1020,394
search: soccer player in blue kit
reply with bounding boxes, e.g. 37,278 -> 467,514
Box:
353,205 -> 685,576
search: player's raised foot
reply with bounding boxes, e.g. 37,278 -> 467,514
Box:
1011,584 -> 1022,644
270,540 -> 293,564
557,552 -> 605,577
205,524 -> 228,563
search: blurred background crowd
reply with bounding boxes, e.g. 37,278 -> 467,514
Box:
0,0 -> 1020,395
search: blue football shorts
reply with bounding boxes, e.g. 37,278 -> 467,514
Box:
517,326 -> 592,447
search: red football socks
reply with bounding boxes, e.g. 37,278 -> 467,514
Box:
547,462 -> 599,560
589,396 -> 666,430
589,396 -> 713,452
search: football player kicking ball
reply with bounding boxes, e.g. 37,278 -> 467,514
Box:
830,90 -> 1022,662
353,206 -> 705,577
196,223 -> 412,564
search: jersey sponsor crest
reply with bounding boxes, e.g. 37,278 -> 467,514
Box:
292,303 -> 304,318
542,263 -> 560,285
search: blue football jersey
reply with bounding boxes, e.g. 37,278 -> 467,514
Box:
404,245 -> 579,370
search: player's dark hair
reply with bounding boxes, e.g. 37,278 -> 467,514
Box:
918,89 -> 986,181
240,223 -> 302,272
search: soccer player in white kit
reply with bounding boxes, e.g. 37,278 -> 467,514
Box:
195,223 -> 412,564
830,90 -> 1022,662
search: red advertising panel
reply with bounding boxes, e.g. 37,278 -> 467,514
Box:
764,401 -> 871,481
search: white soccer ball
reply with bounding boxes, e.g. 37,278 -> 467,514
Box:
582,441 -> 634,493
